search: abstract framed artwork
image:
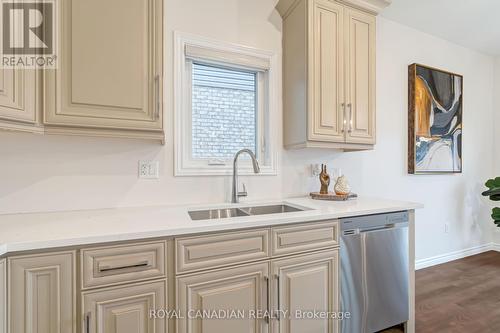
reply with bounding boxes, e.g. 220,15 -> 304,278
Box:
408,64 -> 463,174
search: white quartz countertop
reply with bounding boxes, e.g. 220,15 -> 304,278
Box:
0,196 -> 423,256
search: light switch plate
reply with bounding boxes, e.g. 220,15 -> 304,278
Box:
139,160 -> 160,179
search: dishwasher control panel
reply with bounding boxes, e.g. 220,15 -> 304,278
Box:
340,211 -> 409,231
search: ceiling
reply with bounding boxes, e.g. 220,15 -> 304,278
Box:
381,0 -> 500,56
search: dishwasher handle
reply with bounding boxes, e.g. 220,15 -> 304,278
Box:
343,222 -> 408,236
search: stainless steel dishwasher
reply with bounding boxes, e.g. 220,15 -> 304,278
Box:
340,211 -> 409,333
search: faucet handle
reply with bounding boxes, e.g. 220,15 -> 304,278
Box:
238,183 -> 248,198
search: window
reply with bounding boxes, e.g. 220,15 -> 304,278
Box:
174,32 -> 277,176
191,63 -> 257,160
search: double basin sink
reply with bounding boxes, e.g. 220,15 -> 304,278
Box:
189,204 -> 307,221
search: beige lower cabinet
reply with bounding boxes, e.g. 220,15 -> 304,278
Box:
0,259 -> 5,333
2,221 -> 342,333
175,229 -> 269,274
82,280 -> 167,333
271,221 -> 339,256
272,250 -> 339,333
8,251 -> 76,333
176,262 -> 270,333
80,241 -> 167,290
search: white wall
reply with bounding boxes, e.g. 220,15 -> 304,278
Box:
491,58 -> 500,243
0,1 -> 496,262
0,0 -> 285,213
495,58 -> 500,175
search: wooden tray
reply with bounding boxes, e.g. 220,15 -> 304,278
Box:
310,192 -> 358,201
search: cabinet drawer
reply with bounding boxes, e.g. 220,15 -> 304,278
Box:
81,241 -> 166,289
176,229 -> 269,274
271,220 -> 339,256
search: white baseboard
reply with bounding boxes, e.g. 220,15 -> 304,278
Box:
490,242 -> 500,252
415,243 -> 500,270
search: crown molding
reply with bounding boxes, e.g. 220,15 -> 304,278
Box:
276,0 -> 392,17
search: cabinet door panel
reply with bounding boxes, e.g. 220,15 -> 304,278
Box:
308,0 -> 345,143
0,68 -> 37,123
177,263 -> 269,333
0,259 -> 5,333
345,8 -> 376,144
272,250 -> 339,333
8,252 -> 76,333
44,0 -> 163,130
82,280 -> 166,333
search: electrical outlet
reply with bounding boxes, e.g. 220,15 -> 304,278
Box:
138,160 -> 160,179
311,164 -> 321,177
444,223 -> 450,234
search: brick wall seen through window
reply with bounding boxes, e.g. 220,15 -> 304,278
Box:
191,63 -> 257,160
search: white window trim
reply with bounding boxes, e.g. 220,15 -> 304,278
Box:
174,31 -> 278,176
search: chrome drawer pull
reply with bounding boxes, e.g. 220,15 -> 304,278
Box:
98,260 -> 151,273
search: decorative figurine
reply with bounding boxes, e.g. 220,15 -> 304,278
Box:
310,167 -> 356,201
334,175 -> 351,195
319,164 -> 330,195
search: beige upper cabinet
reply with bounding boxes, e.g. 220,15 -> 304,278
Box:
43,0 -> 164,141
82,281 -> 166,333
271,250 -> 339,333
177,262 -> 270,333
345,8 -> 376,144
308,0 -> 345,143
278,0 -> 384,150
8,251 -> 76,333
0,69 -> 41,132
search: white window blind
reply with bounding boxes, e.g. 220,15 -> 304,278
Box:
185,44 -> 270,71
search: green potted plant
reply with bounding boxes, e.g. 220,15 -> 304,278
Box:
482,177 -> 500,226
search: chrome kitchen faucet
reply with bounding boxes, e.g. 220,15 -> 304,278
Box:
231,149 -> 260,203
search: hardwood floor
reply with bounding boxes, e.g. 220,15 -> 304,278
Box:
415,251 -> 500,333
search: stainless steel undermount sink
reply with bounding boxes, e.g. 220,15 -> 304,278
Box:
238,204 -> 303,216
188,208 -> 250,221
188,204 -> 306,221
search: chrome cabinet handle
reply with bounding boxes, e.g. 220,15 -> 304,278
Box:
341,103 -> 346,133
155,75 -> 161,120
264,276 -> 270,324
98,260 -> 151,273
84,312 -> 91,333
275,274 -> 281,321
347,103 -> 353,133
